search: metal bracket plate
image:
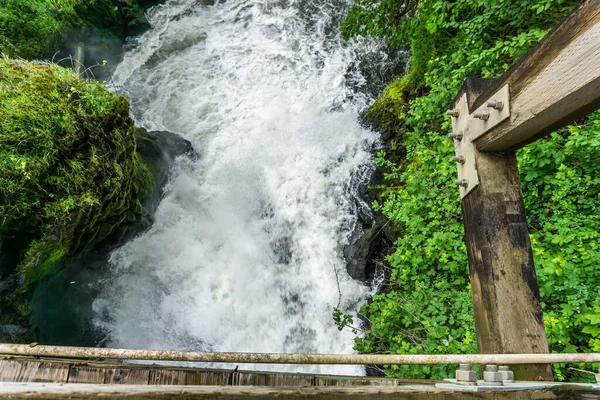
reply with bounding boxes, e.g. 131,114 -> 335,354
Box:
450,84 -> 511,199
451,94 -> 478,198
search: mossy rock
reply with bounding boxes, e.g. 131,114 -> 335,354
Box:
0,59 -> 153,320
362,74 -> 415,142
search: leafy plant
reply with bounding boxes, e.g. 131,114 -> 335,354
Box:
341,0 -> 599,381
0,0 -> 151,60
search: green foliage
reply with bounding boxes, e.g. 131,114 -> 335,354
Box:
0,0 -> 83,59
0,0 -> 151,60
0,59 -> 151,318
519,113 -> 600,380
341,0 -> 600,381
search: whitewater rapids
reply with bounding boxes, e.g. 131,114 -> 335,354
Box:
93,0 -> 391,375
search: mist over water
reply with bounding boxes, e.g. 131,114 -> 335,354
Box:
93,0 -> 392,375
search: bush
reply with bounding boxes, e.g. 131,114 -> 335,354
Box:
0,0 -> 79,59
341,0 -> 600,381
0,0 -> 151,61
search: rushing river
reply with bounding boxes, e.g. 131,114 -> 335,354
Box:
89,0 -> 395,375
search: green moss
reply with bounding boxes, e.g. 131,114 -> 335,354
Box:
0,58 -> 152,317
363,74 -> 415,138
0,0 -> 152,61
0,0 -> 76,59
20,240 -> 70,286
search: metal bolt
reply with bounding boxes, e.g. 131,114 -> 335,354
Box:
451,155 -> 466,164
483,365 -> 504,386
448,131 -> 463,140
499,366 -> 514,383
446,109 -> 460,118
486,100 -> 504,110
473,111 -> 490,121
454,179 -> 468,188
456,364 -> 477,384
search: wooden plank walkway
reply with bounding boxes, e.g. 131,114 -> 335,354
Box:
1,382 -> 597,400
0,357 -> 599,399
0,356 -> 424,387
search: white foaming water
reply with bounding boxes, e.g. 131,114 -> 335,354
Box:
93,0 -> 385,375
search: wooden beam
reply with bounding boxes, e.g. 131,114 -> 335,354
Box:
472,0 -> 600,151
2,344 -> 600,365
453,80 -> 553,381
0,382 -> 592,400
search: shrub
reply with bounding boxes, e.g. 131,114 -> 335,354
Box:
340,0 -> 599,381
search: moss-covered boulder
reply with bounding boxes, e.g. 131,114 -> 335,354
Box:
0,59 -> 153,319
362,75 -> 415,143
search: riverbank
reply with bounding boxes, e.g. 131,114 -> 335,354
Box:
0,0 -> 198,342
0,58 -> 193,341
341,0 -> 600,382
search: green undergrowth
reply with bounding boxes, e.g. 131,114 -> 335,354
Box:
0,0 -> 152,61
0,58 -> 152,320
340,0 -> 600,381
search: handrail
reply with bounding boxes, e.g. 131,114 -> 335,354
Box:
0,344 -> 599,365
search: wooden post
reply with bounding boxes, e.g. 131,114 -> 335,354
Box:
453,82 -> 552,381
449,0 -> 600,380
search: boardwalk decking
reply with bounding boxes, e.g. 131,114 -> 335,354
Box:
0,356 -> 420,386
0,356 -> 599,399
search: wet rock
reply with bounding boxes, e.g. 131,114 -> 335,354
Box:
134,127 -> 195,217
28,128 -> 195,346
0,325 -> 27,343
344,167 -> 395,283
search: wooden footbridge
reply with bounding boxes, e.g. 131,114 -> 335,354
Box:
2,0 -> 600,398
0,344 -> 599,398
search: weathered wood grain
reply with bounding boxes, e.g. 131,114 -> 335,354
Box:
454,82 -> 552,381
16,361 -> 70,383
105,367 -> 150,384
4,344 -> 597,365
0,359 -> 24,382
149,369 -> 187,385
469,0 -> 600,151
264,373 -> 314,387
2,382 -> 594,400
232,372 -> 268,386
0,360 -> 69,383
184,370 -> 230,385
316,376 -> 399,387
67,366 -> 106,384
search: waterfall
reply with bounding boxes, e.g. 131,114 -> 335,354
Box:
92,0 -> 391,375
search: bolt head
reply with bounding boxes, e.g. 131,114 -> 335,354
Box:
456,369 -> 477,382
498,366 -> 514,382
486,100 -> 504,110
486,365 -> 499,372
446,109 -> 460,118
483,370 -> 503,385
454,179 -> 468,188
473,111 -> 490,121
448,131 -> 463,140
